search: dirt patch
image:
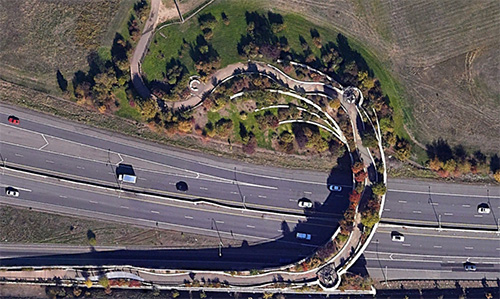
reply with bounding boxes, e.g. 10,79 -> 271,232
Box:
0,284 -> 46,298
158,0 -> 181,24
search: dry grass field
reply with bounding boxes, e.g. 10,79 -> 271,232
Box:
267,0 -> 500,153
0,0 -> 134,94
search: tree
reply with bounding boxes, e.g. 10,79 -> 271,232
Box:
371,182 -> 387,196
362,130 -> 378,148
355,171 -> 368,182
361,210 -> 380,228
351,161 -> 364,174
140,98 -> 158,122
494,170 -> 500,183
394,137 -> 411,161
98,276 -> 109,288
85,279 -> 93,288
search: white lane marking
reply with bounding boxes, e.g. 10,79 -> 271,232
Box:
384,208 -> 391,211
465,246 -> 474,250
120,206 -> 129,209
59,195 -> 67,198
303,191 -> 312,194
14,153 -> 23,157
151,210 -> 160,214
289,198 -> 296,202
462,204 -> 470,208
230,191 -> 238,195
89,200 -> 98,204
389,188 -> 500,199
246,225 -> 255,228
258,195 -> 267,198
474,214 -> 483,218
444,212 -> 453,216
45,160 -> 54,164
38,134 -> 49,150
402,243 -> 411,247
116,153 -> 124,166
398,200 -> 407,203
433,245 -> 442,249
76,166 -> 85,170
412,210 -> 422,214
496,248 -> 500,251
200,187 -> 208,190
430,202 -> 439,206
108,172 -> 114,175
138,177 -> 146,181
215,220 -> 224,224
184,215 -> 193,219
169,182 -> 176,185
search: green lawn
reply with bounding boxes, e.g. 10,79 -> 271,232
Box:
144,0 -> 410,141
114,87 -> 142,121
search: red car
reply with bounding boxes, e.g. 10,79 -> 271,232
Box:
8,116 -> 19,125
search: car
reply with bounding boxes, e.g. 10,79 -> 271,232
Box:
391,232 -> 405,242
296,232 -> 311,240
477,203 -> 491,214
464,263 -> 476,272
8,115 -> 20,125
5,187 -> 19,197
176,181 -> 188,192
328,185 -> 342,192
298,198 -> 313,209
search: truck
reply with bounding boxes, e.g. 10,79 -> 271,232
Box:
118,174 -> 137,184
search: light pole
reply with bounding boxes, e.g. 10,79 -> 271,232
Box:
212,218 -> 224,257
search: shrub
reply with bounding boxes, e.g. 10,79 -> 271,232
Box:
361,210 -> 380,229
371,182 -> 387,196
351,161 -> 364,174
98,276 -> 109,288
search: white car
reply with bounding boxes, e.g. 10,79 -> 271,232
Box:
464,263 -> 477,272
5,188 -> 19,197
391,233 -> 405,242
296,232 -> 311,240
298,199 -> 313,209
328,185 -> 342,192
477,204 -> 491,214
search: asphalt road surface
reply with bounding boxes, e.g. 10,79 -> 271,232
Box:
0,170 -> 338,246
352,224 -> 500,280
2,105 -> 500,274
0,106 -> 351,217
385,179 -> 500,230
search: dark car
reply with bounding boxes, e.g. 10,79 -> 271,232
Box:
176,181 -> 188,192
8,115 -> 20,125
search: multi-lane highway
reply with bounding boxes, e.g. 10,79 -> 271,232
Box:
384,179 -> 499,230
353,224 -> 500,280
1,104 -> 500,280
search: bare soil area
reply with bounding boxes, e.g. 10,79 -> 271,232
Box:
268,0 -> 500,153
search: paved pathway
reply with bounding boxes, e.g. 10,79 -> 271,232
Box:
130,0 -> 160,99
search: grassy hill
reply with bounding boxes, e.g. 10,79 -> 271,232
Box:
0,0 -> 135,94
266,0 -> 500,154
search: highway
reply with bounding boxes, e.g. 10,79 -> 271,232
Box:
2,105 -> 500,280
384,179 -> 500,230
353,224 -> 500,280
0,170 -> 339,246
0,106 -> 351,217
